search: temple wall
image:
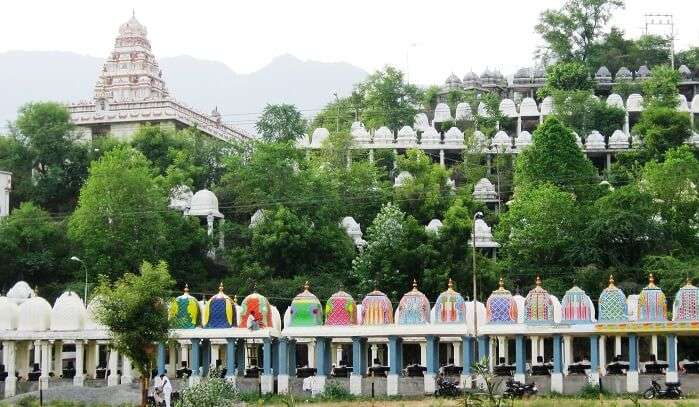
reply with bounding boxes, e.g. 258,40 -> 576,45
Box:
600,375 -> 626,393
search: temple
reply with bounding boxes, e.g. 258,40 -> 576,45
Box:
67,14 -> 249,142
3,274 -> 699,398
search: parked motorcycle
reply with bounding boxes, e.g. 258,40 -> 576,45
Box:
435,376 -> 461,397
503,378 -> 538,397
643,378 -> 683,399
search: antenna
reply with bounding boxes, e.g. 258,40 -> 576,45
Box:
644,14 -> 676,69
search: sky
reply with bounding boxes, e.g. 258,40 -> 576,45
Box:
1,0 -> 698,86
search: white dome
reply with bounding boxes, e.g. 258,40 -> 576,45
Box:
473,178 -> 498,202
295,134 -> 311,148
351,122 -> 371,142
540,96 -> 554,116
515,131 -> 533,149
310,127 -> 330,148
84,297 -> 106,330
420,127 -> 441,145
444,127 -> 464,146
519,98 -> 539,117
17,296 -> 52,331
608,130 -> 629,149
0,297 -> 19,330
51,291 -> 87,331
250,209 -> 265,228
477,102 -> 488,118
455,102 -> 473,121
169,185 -> 193,212
188,189 -> 223,218
677,95 -> 690,112
396,126 -> 417,146
491,131 -> 512,151
573,132 -> 583,148
413,113 -> 430,132
606,94 -> 624,109
465,301 -> 487,330
373,126 -> 394,145
434,103 -> 452,123
627,94 -> 644,112
394,171 -> 413,187
499,99 -> 518,118
7,281 -> 34,304
585,131 -> 606,150
692,95 -> 699,113
271,306 -> 282,331
425,219 -> 443,234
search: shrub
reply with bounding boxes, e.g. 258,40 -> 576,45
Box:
321,381 -> 354,400
175,377 -> 237,407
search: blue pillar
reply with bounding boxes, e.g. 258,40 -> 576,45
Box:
278,338 -> 289,376
235,340 -> 245,376
629,334 -> 638,372
477,336 -> 489,363
667,335 -> 677,372
388,336 -> 403,375
263,338 -> 272,375
352,337 -> 367,376
201,340 -> 210,377
157,343 -> 166,375
190,339 -> 201,377
515,335 -> 525,376
553,335 -> 562,374
225,339 -> 236,377
315,337 -> 331,376
272,340 -> 279,375
590,335 -> 599,374
462,336 -> 473,375
426,336 -> 439,374
289,340 -> 297,373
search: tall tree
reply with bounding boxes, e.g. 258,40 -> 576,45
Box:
255,103 -> 306,142
539,61 -> 595,97
356,66 -> 423,131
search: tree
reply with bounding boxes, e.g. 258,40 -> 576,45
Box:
633,107 -> 692,158
93,261 -> 174,407
356,66 -> 423,131
311,92 -> 364,132
515,117 -> 601,202
538,61 -> 594,97
68,146 -> 169,280
130,124 -> 183,176
535,0 -> 625,63
588,28 -> 671,74
255,103 -> 307,142
676,47 -> 699,76
551,91 -> 625,138
642,66 -> 681,109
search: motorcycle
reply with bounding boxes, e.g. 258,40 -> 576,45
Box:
643,378 -> 683,399
435,376 -> 461,397
503,378 -> 538,397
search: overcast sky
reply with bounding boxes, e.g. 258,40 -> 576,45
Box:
2,0 -> 697,85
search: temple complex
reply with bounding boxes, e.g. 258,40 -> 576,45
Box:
67,14 -> 249,142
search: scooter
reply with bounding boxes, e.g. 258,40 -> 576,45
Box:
643,378 -> 683,399
503,378 -> 538,397
435,376 -> 461,397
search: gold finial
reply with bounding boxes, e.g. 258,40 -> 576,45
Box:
304,281 -> 310,291
608,275 -> 615,288
648,273 -> 656,287
412,279 -> 418,291
498,277 -> 505,289
535,275 -> 542,287
218,282 -> 224,293
447,278 -> 454,291
686,276 -> 693,286
233,294 -> 238,304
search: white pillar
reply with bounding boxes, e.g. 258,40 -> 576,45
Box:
599,336 -> 607,376
420,342 -> 427,367
369,149 -> 374,164
74,340 -> 85,386
539,338 -> 545,360
121,356 -> 133,384
206,214 -> 214,238
517,116 -> 522,136
563,336 -> 573,376
439,150 -> 445,168
17,341 -> 30,379
168,343 -> 177,375
211,343 -> 220,370
33,340 -> 41,367
624,113 -> 630,136
530,336 -> 539,365
454,342 -> 462,367
498,337 -> 507,364
107,349 -> 120,386
307,341 -> 315,368
40,341 -> 50,388
614,336 -> 622,358
3,341 -> 17,397
371,344 -> 378,364
336,344 -> 343,365
488,338 -> 496,372
52,341 -> 62,377
651,336 -> 659,360
180,341 -> 189,368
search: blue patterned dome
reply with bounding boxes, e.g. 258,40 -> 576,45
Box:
397,280 -> 430,324
203,283 -> 236,328
434,279 -> 466,323
524,276 -> 554,324
598,275 -> 627,323
169,284 -> 200,329
638,274 -> 667,322
561,286 -> 594,324
673,278 -> 699,321
486,278 -> 517,324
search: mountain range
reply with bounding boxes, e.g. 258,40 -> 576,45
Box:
0,51 -> 369,133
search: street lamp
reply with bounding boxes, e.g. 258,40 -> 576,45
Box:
70,256 -> 88,304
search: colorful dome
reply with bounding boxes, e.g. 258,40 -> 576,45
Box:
524,276 -> 554,324
169,284 -> 200,329
289,282 -> 323,327
561,286 -> 594,323
434,279 -> 466,323
360,289 -> 393,325
241,291 -> 273,329
203,283 -> 236,328
486,278 -> 518,324
598,275 -> 627,323
638,274 -> 667,322
324,291 -> 357,326
397,280 -> 430,325
673,278 -> 699,321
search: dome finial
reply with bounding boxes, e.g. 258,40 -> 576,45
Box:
648,273 -> 656,287
304,281 -> 310,292
184,283 -> 190,294
233,294 -> 238,304
535,275 -> 542,287
218,282 -> 224,293
608,275 -> 616,288
687,276 -> 693,286
412,279 -> 418,291
447,278 -> 454,291
34,285 -> 39,296
498,277 -> 505,289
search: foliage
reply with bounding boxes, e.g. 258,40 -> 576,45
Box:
588,28 -> 671,73
475,92 -> 509,138
632,106 -> 691,159
256,103 -> 307,142
311,91 -> 364,132
175,376 -> 237,407
0,202 -> 71,295
535,0 -> 625,63
676,47 -> 699,76
422,85 -> 442,114
550,90 -> 625,141
642,65 -> 681,109
321,381 -> 355,400
515,117 -> 601,202
356,66 -> 422,131
93,261 -> 174,406
539,61 -> 594,97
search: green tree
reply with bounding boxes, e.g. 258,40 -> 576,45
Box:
643,65 -> 681,109
311,91 -> 364,132
535,0 -> 625,62
357,66 -> 422,131
676,47 -> 699,76
515,117 -> 601,202
588,28 -> 671,73
256,103 -> 307,142
539,61 -> 594,97
551,91 -> 625,137
633,107 -> 692,158
130,125 -> 182,176
93,261 -> 174,406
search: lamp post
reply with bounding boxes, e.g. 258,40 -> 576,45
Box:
472,212 -> 483,349
70,256 -> 88,303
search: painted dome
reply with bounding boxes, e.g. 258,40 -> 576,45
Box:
433,279 -> 466,323
169,284 -> 200,329
598,275 -> 627,323
524,276 -> 554,324
324,290 -> 357,326
397,281 -> 430,325
51,291 -> 87,331
638,274 -> 667,322
240,291 -> 273,329
17,295 -> 52,331
188,189 -> 223,218
289,282 -> 323,327
7,281 -> 34,304
360,289 -> 393,325
561,286 -> 594,324
486,278 -> 518,324
203,283 -> 236,328
673,278 -> 699,321
0,297 -> 19,330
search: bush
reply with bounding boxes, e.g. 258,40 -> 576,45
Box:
576,383 -> 609,399
321,381 -> 354,400
175,377 -> 237,407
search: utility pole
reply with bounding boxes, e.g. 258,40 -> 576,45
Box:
644,14 -> 676,69
333,92 -> 340,133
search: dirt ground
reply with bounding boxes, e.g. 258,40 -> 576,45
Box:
262,398 -> 695,407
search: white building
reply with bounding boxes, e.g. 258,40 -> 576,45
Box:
0,171 -> 11,218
